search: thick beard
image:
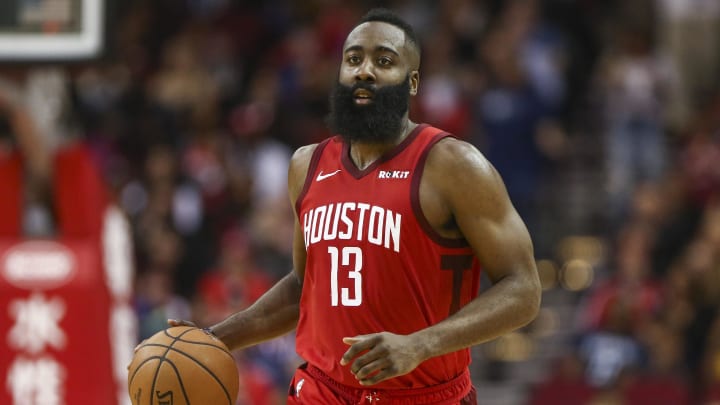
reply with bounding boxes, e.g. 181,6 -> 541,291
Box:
325,76 -> 410,144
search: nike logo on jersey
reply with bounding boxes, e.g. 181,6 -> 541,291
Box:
316,170 -> 341,181
378,170 -> 410,179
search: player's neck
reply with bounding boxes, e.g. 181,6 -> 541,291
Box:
349,120 -> 417,171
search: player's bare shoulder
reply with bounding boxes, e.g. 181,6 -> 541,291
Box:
288,144 -> 319,202
423,137 -> 510,218
289,144 -> 318,173
424,137 -> 497,187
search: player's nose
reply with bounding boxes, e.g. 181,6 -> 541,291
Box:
354,59 -> 376,83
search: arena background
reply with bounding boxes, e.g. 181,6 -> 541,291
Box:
1,0 -> 720,404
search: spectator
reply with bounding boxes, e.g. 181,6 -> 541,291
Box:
594,22 -> 675,225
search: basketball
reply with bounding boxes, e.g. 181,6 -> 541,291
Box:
127,326 -> 239,405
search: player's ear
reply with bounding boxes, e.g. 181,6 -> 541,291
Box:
409,70 -> 419,96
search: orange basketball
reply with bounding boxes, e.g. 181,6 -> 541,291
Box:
128,326 -> 239,405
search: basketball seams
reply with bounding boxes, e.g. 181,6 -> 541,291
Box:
129,327 -> 237,405
149,355 -> 164,404
128,356 -> 160,387
163,327 -> 235,362
129,356 -> 192,405
140,341 -> 236,362
148,329 -> 234,405
165,344 -> 234,404
160,357 -> 192,404
149,328 -> 194,405
135,343 -> 234,404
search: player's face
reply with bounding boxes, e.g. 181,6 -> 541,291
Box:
326,22 -> 419,144
338,21 -> 418,100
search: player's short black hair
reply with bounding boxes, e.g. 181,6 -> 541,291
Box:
355,8 -> 421,55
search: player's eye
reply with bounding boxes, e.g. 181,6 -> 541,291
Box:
378,56 -> 392,66
347,55 -> 361,64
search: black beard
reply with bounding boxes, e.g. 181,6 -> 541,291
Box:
325,76 -> 410,143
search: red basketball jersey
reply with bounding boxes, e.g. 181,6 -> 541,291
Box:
295,124 -> 481,389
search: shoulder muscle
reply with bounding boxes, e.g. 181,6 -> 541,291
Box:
424,137 -> 510,220
288,143 -> 319,206
424,137 -> 535,283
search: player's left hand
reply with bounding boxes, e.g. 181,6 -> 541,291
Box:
340,332 -> 426,385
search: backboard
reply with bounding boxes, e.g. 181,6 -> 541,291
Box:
0,0 -> 104,61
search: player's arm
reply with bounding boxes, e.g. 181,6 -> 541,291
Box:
342,138 -> 541,384
411,138 -> 541,350
175,144 -> 316,352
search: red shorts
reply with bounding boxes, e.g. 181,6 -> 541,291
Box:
287,363 -> 478,405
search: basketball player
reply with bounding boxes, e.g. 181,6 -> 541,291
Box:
171,8 -> 541,404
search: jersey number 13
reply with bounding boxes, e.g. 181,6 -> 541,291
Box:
328,246 -> 362,306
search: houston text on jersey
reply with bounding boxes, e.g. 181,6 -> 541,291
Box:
302,202 -> 402,252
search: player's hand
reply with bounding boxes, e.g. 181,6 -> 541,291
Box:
133,319 -> 199,354
168,319 -> 219,340
167,318 -> 198,328
340,332 -> 427,386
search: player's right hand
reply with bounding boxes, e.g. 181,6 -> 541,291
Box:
167,319 -> 197,328
132,319 -> 199,355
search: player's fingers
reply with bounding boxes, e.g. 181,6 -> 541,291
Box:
350,345 -> 387,376
358,363 -> 396,386
167,319 -> 196,328
354,356 -> 390,380
340,335 -> 378,365
342,334 -> 374,345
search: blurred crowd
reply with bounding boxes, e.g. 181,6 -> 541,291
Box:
2,0 -> 720,404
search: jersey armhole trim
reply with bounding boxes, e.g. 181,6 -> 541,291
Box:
411,132 -> 471,248
294,138 -> 332,215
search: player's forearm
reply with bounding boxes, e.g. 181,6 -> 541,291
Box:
209,272 -> 302,351
412,272 -> 541,361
